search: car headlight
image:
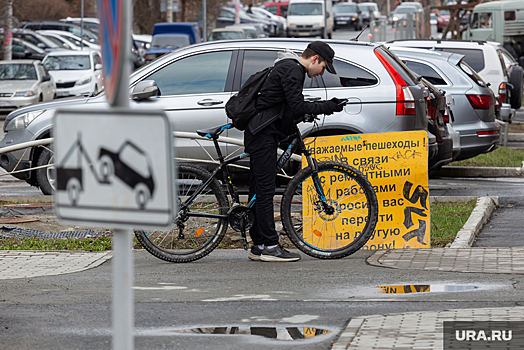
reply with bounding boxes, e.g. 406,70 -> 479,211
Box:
319,22 -> 324,27
5,110 -> 46,131
14,91 -> 35,97
76,76 -> 92,86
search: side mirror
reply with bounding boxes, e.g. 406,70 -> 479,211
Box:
95,63 -> 102,70
42,76 -> 51,82
131,80 -> 159,101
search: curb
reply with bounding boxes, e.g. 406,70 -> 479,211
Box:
448,196 -> 498,248
438,166 -> 523,177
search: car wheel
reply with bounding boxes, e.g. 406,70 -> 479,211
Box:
509,66 -> 523,109
66,178 -> 82,206
135,183 -> 151,210
99,155 -> 114,183
36,148 -> 55,195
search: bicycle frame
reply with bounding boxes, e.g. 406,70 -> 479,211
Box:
178,122 -> 329,220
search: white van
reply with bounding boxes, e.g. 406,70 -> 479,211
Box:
286,0 -> 333,38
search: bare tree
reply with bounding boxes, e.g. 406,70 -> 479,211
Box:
13,0 -> 73,21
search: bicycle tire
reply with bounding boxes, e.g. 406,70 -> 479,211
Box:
281,161 -> 378,259
134,163 -> 229,263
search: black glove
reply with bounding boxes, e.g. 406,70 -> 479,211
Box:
324,100 -> 344,115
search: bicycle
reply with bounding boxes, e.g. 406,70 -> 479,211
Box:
134,109 -> 379,263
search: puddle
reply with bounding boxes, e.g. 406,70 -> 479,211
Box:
376,284 -> 478,294
172,326 -> 330,340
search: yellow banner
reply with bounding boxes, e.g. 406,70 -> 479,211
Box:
303,131 -> 430,250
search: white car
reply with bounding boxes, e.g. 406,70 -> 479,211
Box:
36,30 -> 101,51
42,50 -> 103,97
0,60 -> 56,110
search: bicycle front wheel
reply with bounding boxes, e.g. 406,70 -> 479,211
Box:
134,163 -> 229,263
281,161 -> 378,259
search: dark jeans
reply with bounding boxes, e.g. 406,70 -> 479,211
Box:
244,122 -> 283,246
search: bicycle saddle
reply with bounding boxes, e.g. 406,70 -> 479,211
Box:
196,124 -> 233,139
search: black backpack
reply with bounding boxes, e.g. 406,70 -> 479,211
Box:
225,66 -> 273,131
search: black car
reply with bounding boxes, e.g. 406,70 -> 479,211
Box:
333,3 -> 363,31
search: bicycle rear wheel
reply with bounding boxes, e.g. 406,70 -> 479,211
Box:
134,163 -> 229,263
281,161 -> 378,259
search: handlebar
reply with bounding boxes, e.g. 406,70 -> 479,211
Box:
302,98 -> 349,123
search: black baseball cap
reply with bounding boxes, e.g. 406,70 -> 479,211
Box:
307,41 -> 336,74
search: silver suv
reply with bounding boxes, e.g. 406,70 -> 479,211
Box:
0,39 -> 432,194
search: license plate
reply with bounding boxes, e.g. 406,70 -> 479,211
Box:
338,21 -> 347,25
57,91 -> 69,97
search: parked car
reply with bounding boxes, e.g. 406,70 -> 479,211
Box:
133,34 -> 152,51
333,2 -> 363,31
37,33 -> 78,50
0,37 -> 46,60
21,20 -> 98,44
145,33 -> 191,62
226,25 -> 260,39
208,28 -> 246,41
36,30 -> 101,51
386,39 -> 519,118
216,7 -> 272,36
390,47 -> 500,161
60,17 -> 100,36
0,60 -> 56,111
0,39 -> 433,195
249,6 -> 286,36
11,29 -> 69,52
42,50 -> 103,98
260,1 -> 289,18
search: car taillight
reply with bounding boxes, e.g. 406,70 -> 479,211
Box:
466,94 -> 493,110
494,98 -> 501,110
375,50 -> 416,115
498,82 -> 507,103
443,106 -> 450,123
477,130 -> 499,136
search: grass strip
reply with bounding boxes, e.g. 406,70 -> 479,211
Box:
450,147 -> 524,167
430,200 -> 476,248
0,200 -> 476,251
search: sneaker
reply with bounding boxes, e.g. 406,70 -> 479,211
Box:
248,245 -> 263,261
260,245 -> 301,262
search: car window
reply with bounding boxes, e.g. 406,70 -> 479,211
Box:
36,64 -> 45,79
94,52 -> 102,66
220,10 -> 235,18
146,50 -> 233,96
438,48 -> 485,72
241,50 -> 317,89
458,60 -> 487,88
479,12 -> 492,28
288,3 -> 323,16
404,61 -> 447,85
470,13 -> 479,28
265,5 -> 277,14
505,11 -> 516,21
375,46 -> 417,85
322,60 -> 378,87
0,64 -> 37,80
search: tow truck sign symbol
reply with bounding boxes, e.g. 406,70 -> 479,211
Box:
56,135 -> 155,209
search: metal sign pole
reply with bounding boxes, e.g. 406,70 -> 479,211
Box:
98,0 -> 133,348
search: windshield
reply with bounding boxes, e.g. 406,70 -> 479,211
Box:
395,7 -> 416,14
152,35 -> 190,48
288,3 -> 323,16
43,55 -> 91,71
16,39 -> 45,53
440,10 -> 450,16
334,4 -> 358,13
0,64 -> 37,80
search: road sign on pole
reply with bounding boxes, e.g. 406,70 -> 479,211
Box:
98,0 -> 131,108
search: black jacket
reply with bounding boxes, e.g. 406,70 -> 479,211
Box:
248,58 -> 331,135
